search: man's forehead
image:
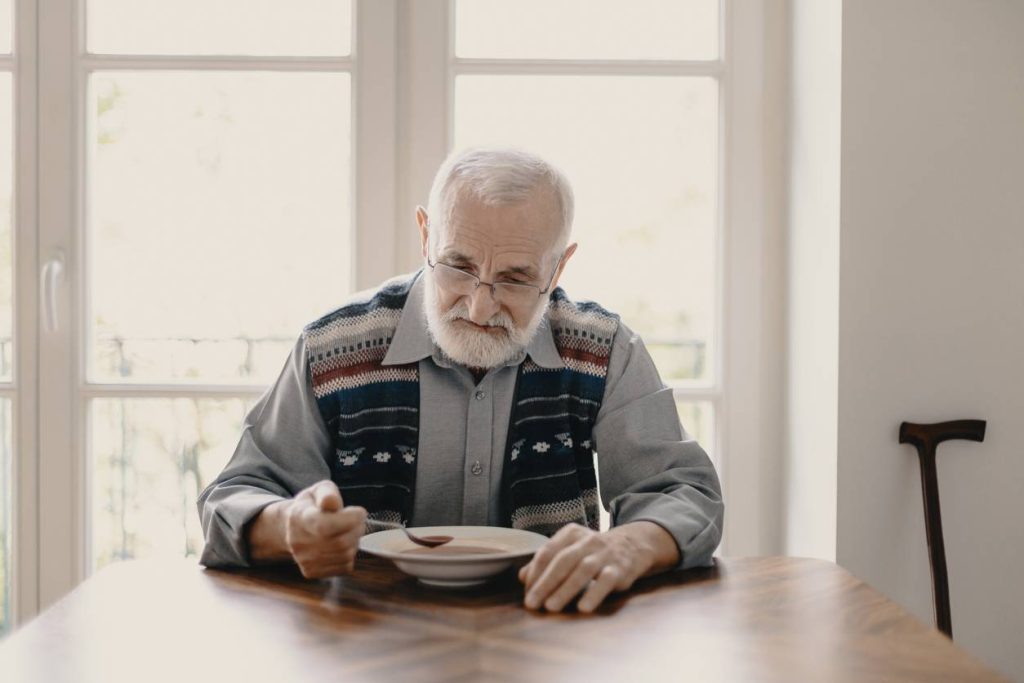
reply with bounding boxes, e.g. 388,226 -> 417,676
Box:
438,221 -> 545,252
452,185 -> 558,226
441,199 -> 557,255
435,243 -> 542,278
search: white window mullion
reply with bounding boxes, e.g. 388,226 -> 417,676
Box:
80,55 -> 354,71
719,0 -> 774,557
395,0 -> 449,273
671,387 -> 720,401
81,384 -> 267,400
453,59 -> 724,77
12,0 -> 40,629
354,0 -> 399,289
36,0 -> 80,611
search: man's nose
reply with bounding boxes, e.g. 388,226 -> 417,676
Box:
466,285 -> 500,325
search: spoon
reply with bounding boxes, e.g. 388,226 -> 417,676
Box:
374,521 -> 454,548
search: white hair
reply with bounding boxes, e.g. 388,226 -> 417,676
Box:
425,147 -> 574,256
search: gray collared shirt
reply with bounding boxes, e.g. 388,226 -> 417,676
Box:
197,275 -> 724,570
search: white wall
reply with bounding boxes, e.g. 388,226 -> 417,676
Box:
836,1 -> 1024,679
783,0 -> 841,561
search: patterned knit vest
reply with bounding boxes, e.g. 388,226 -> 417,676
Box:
302,271 -> 619,537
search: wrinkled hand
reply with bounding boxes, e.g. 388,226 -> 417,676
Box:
285,480 -> 367,579
518,523 -> 653,613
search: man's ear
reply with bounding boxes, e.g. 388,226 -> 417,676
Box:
415,206 -> 429,259
550,242 -> 578,291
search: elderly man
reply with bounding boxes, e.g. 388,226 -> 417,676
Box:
198,148 -> 724,613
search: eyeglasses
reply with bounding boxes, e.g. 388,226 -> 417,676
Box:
426,253 -> 564,307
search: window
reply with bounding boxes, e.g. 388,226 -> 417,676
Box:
449,0 -> 722,530
454,0 -> 720,437
24,0 -> 361,619
13,0 -> 767,628
82,5 -> 354,570
0,0 -> 13,637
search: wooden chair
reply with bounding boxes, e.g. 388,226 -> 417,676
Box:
898,419 -> 986,639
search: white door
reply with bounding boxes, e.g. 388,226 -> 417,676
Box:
31,0 -> 383,617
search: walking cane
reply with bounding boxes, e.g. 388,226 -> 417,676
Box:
898,419 -> 986,639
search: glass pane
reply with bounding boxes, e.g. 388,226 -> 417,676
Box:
0,399 -> 12,635
676,400 -> 714,451
0,74 -> 10,381
90,398 -> 251,570
87,0 -> 352,56
0,0 -> 11,54
88,72 -> 351,384
455,75 -> 718,383
456,0 -> 718,61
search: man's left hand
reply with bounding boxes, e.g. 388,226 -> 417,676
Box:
518,521 -> 676,614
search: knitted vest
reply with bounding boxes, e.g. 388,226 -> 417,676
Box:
302,271 -> 619,537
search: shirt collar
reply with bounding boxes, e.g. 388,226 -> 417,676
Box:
381,271 -> 565,370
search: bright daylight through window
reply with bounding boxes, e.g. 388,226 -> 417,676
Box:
0,2 -> 724,623
85,2 -> 353,571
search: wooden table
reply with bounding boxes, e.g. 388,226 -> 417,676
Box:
0,556 -> 1006,682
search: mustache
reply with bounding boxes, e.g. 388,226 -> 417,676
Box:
441,302 -> 515,332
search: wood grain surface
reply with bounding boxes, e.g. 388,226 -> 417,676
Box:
0,555 -> 1007,682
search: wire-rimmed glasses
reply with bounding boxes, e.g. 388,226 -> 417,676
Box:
426,253 -> 563,307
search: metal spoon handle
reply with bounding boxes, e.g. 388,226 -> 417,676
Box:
372,520 -> 453,547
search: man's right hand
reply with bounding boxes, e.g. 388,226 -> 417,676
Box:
247,479 -> 368,581
282,480 -> 367,579
242,481 -> 368,577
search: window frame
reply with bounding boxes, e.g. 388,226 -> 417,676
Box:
396,0 -> 770,556
25,0 -> 405,624
14,0 -> 773,628
10,0 -> 40,634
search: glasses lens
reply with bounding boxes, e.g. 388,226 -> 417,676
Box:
434,263 -> 477,294
493,283 -> 539,306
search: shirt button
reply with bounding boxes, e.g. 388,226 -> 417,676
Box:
474,390 -> 486,401
471,461 -> 483,476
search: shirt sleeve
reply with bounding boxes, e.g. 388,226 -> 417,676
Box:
593,322 -> 725,570
196,335 -> 333,568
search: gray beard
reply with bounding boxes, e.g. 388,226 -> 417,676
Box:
422,270 -> 549,369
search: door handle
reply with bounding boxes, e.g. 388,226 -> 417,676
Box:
41,251 -> 65,333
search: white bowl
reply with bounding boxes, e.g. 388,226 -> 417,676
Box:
358,525 -> 548,587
